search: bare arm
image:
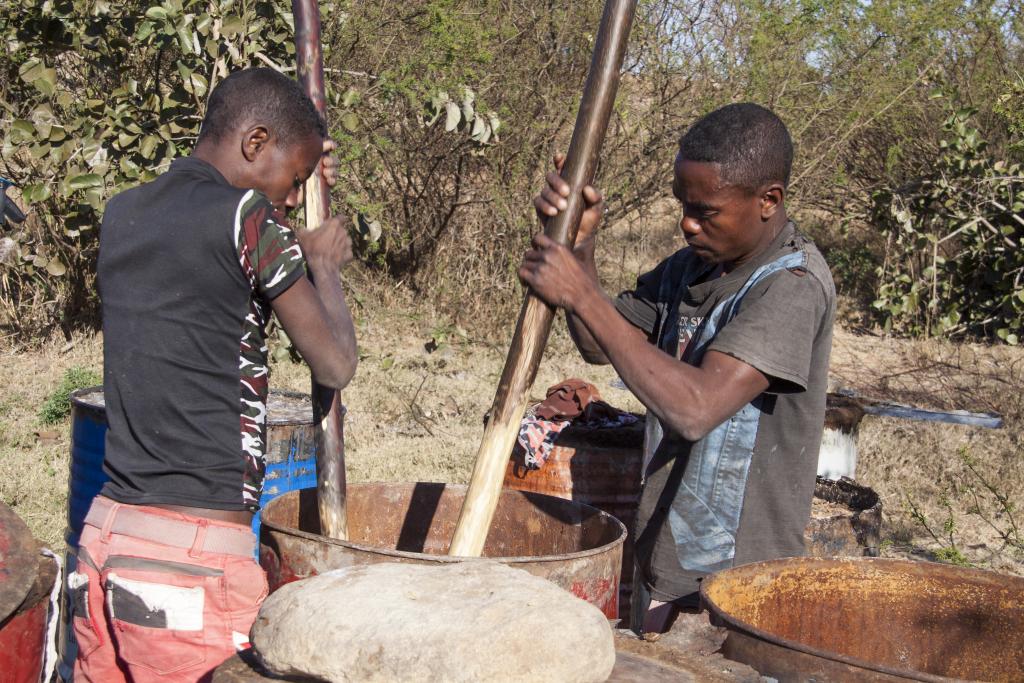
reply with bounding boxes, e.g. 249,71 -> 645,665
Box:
564,237 -> 615,364
533,156 -> 625,364
271,216 -> 358,390
570,274 -> 768,440
519,234 -> 769,442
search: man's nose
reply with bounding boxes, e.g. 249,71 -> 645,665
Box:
680,214 -> 701,237
285,185 -> 304,210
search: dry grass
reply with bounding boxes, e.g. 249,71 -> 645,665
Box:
1,213 -> 1021,576
272,298 -> 645,486
830,328 -> 1024,572
0,335 -> 104,548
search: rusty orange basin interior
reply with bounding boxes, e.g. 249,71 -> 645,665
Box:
259,483 -> 627,618
701,557 -> 1024,682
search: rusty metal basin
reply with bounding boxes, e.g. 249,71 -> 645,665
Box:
0,502 -> 53,683
701,557 -> 1024,682
259,483 -> 626,618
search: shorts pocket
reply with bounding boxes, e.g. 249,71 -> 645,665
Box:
67,569 -> 103,660
104,570 -> 213,675
222,557 -> 269,638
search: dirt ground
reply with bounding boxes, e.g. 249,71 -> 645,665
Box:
1,299 -> 1021,576
1,208 -> 1021,573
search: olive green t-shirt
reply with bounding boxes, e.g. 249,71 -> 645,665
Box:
615,222 -> 836,602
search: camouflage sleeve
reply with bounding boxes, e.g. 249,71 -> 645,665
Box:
234,191 -> 307,300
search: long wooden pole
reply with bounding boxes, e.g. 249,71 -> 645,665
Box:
293,0 -> 348,541
449,0 -> 637,557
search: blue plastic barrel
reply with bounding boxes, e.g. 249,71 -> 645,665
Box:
66,391 -> 108,548
66,388 -> 322,546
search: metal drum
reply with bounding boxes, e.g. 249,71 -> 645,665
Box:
67,387 -> 321,543
502,416 -> 885,618
0,502 -> 55,683
259,483 -> 627,619
701,557 -> 1024,682
503,421 -> 644,617
66,390 -> 107,548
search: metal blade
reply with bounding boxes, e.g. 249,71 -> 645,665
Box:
860,402 -> 1003,428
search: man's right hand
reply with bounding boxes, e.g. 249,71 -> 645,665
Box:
533,154 -> 604,249
297,215 -> 353,273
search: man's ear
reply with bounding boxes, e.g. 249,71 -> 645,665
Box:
759,183 -> 784,220
241,125 -> 271,163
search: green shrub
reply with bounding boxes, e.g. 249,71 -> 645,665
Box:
2,0 -> 1022,341
39,365 -> 101,425
904,446 -> 1023,567
1,0 -> 296,338
872,105 -> 1024,343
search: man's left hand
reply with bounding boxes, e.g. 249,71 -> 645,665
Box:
321,139 -> 339,187
518,233 -> 596,313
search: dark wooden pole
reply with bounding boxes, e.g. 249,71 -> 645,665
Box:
449,0 -> 637,557
292,0 -> 348,541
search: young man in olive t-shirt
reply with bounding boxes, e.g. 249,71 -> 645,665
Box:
520,103 -> 836,632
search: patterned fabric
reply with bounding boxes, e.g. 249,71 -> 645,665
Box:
233,190 -> 306,507
517,406 -> 574,469
517,380 -> 640,470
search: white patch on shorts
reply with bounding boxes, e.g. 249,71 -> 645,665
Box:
232,630 -> 252,650
68,570 -> 89,591
106,572 -> 205,631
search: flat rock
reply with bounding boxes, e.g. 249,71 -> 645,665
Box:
611,613 -> 762,682
252,561 -> 616,683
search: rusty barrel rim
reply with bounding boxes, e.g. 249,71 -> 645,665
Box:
70,386 -> 326,427
260,483 -> 626,564
700,556 -> 1022,683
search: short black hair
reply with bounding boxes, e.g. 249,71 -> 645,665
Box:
198,67 -> 327,147
678,103 -> 793,193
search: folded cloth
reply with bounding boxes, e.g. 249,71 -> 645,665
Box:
517,379 -> 639,469
535,378 -> 600,420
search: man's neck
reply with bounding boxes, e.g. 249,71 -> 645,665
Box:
193,142 -> 240,188
722,214 -> 789,274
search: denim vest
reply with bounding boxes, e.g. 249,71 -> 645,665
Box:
642,248 -> 808,574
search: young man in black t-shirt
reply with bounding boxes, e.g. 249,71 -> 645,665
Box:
71,68 -> 358,682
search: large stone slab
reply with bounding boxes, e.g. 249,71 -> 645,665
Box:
252,561 -> 616,682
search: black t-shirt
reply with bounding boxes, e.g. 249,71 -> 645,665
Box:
97,157 -> 306,510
